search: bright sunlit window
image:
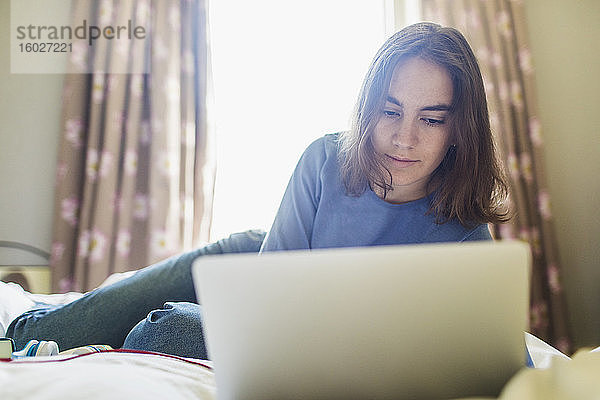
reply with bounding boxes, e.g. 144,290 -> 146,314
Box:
209,1 -> 393,240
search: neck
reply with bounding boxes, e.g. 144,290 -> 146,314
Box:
372,184 -> 426,204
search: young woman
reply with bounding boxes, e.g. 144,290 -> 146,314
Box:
6,22 -> 508,358
261,22 -> 507,251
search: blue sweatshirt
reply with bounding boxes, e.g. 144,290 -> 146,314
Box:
260,133 -> 491,252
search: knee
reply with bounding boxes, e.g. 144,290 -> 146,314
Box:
122,302 -> 209,359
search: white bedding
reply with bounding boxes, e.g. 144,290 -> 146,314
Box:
2,348 -> 600,400
2,280 -> 600,399
0,350 -> 216,400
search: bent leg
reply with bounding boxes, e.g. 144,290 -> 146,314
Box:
123,302 -> 208,359
7,248 -> 203,351
7,230 -> 265,351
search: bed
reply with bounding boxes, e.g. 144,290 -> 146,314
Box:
2,266 -> 600,399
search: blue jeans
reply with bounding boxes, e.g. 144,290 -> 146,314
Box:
7,230 -> 265,359
124,302 -> 209,359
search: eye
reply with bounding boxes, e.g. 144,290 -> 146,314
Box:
421,117 -> 445,127
383,110 -> 400,118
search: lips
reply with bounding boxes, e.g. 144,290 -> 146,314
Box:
385,154 -> 419,167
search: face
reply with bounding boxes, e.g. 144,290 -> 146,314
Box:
371,57 -> 453,203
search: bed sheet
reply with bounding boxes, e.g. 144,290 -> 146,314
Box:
3,281 -> 600,399
0,350 -> 216,400
2,349 -> 600,400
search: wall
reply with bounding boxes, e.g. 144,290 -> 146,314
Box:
524,0 -> 600,348
0,0 -> 64,265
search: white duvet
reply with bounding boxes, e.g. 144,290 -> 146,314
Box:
3,281 -> 600,400
3,348 -> 600,400
0,350 -> 216,400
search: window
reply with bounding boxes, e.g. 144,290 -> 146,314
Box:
209,1 -> 393,240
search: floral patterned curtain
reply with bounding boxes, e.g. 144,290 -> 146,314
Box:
50,0 -> 214,292
421,0 -> 571,353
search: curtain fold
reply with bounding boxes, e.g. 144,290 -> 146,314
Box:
50,0 -> 214,292
421,0 -> 571,353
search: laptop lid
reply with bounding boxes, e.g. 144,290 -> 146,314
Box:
192,241 -> 530,400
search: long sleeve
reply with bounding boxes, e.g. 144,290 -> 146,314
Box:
260,138 -> 327,252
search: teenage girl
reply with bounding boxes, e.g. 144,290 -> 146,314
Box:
7,22 -> 508,358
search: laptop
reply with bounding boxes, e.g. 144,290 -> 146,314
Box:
192,241 -> 530,400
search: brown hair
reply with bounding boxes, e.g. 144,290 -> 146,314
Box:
338,22 -> 509,226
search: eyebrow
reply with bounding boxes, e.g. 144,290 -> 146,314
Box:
386,96 -> 451,112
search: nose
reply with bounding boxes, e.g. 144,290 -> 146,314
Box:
391,119 -> 418,149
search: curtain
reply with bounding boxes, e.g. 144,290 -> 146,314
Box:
49,0 -> 215,292
421,0 -> 571,353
